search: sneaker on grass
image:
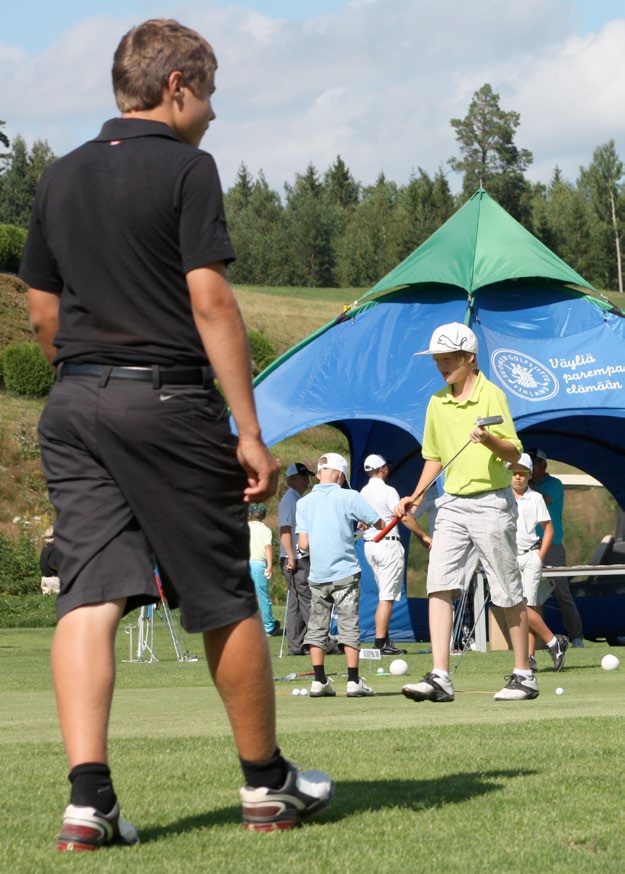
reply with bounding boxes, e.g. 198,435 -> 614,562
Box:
547,634 -> 568,671
57,803 -> 139,851
528,654 -> 538,673
240,762 -> 334,831
402,672 -> 454,703
310,679 -> 336,697
494,673 -> 539,701
379,640 -> 407,655
346,678 -> 375,697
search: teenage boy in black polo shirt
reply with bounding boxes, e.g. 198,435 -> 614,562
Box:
20,18 -> 333,849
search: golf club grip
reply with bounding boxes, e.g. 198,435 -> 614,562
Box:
372,515 -> 400,542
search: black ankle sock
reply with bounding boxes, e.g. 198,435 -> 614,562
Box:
375,638 -> 386,649
240,747 -> 289,790
68,762 -> 116,814
313,664 -> 327,683
347,667 -> 359,683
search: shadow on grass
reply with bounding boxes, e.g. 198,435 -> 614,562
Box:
138,768 -> 535,840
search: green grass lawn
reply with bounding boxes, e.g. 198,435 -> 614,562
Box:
1,621 -> 624,873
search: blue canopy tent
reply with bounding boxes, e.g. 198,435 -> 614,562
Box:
253,190 -> 625,641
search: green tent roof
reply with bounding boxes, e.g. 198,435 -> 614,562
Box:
365,188 -> 595,300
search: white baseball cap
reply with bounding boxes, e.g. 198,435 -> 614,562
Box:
506,453 -> 533,473
364,454 -> 387,472
317,452 -> 349,477
414,322 -> 479,356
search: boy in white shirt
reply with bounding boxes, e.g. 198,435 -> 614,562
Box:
508,454 -> 568,672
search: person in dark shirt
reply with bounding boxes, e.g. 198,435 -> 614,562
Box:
20,18 -> 332,850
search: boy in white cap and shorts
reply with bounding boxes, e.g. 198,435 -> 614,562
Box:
395,322 -> 538,702
296,453 -> 384,697
507,454 -> 568,672
360,454 -> 432,654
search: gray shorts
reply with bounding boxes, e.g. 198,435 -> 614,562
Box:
426,488 -> 524,609
304,574 -> 361,650
38,373 -> 257,633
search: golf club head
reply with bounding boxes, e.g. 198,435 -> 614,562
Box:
475,415 -> 504,427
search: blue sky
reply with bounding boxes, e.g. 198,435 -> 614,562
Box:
2,1 -> 625,192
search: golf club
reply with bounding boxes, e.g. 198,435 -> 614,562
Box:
278,584 -> 290,658
451,593 -> 490,675
372,415 -> 504,542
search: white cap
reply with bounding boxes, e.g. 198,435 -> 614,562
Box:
506,452 -> 533,473
364,454 -> 387,472
414,322 -> 479,356
317,452 -> 349,477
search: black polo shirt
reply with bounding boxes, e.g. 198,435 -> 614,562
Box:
19,118 -> 235,366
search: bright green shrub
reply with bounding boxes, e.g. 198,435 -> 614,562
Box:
248,329 -> 277,375
0,342 -> 54,397
0,530 -> 40,596
0,224 -> 28,273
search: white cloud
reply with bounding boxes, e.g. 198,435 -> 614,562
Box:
2,1 -> 625,193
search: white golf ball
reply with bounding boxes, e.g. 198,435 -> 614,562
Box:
601,653 -> 621,671
292,688 -> 300,696
389,658 -> 409,676
377,667 -> 384,674
555,687 -> 564,695
300,688 -> 308,696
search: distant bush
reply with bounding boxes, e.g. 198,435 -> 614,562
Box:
0,530 -> 40,596
0,224 -> 28,273
0,342 -> 54,397
248,329 -> 277,375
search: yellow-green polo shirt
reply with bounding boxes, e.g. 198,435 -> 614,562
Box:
422,371 -> 522,496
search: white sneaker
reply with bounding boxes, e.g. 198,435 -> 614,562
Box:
346,678 -> 374,697
57,803 -> 139,851
310,679 -> 336,697
402,672 -> 454,702
240,762 -> 334,831
494,673 -> 539,701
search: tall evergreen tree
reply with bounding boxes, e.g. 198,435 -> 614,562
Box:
398,167 -> 455,256
0,134 -> 56,227
284,163 -> 338,287
323,155 -> 360,209
335,173 -> 403,288
449,83 -> 533,222
0,136 -> 35,227
578,140 -> 624,292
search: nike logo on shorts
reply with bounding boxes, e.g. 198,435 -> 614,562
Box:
160,393 -> 174,401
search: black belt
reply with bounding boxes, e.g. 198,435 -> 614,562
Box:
367,535 -> 401,542
518,541 -> 541,555
59,362 -> 214,387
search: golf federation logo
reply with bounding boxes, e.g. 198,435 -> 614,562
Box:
490,349 -> 559,401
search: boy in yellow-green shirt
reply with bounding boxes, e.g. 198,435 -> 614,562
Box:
396,323 -> 538,702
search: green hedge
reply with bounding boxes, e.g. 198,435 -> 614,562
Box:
0,342 -> 54,397
0,224 -> 28,273
248,329 -> 277,375
0,530 -> 40,596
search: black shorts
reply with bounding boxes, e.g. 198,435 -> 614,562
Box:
38,374 -> 257,633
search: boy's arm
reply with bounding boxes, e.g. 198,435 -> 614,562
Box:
401,513 -> 433,550
280,527 -> 297,571
28,288 -> 61,364
538,519 -> 554,562
187,262 -> 279,502
263,543 -> 273,577
469,423 -> 520,464
298,532 -> 309,553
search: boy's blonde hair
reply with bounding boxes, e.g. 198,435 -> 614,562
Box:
112,19 -> 217,112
